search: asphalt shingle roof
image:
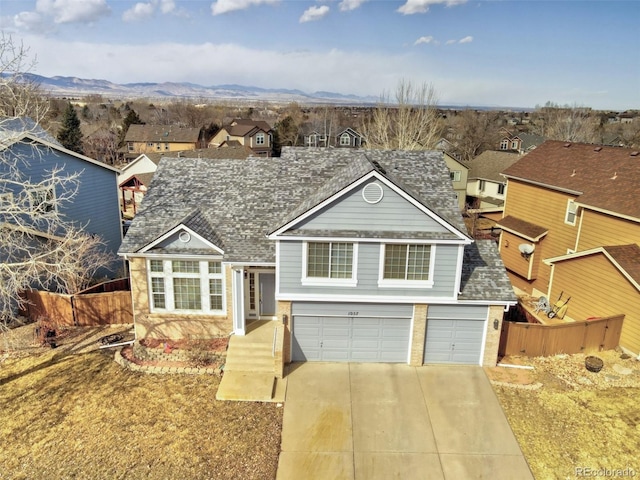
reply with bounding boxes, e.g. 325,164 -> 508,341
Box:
120,147 -> 468,263
459,240 -> 517,302
502,141 -> 640,220
124,124 -> 201,143
467,150 -> 521,182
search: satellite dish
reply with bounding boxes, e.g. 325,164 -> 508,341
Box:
518,243 -> 535,257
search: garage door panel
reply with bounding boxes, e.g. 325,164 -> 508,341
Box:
424,318 -> 484,365
292,308 -> 411,363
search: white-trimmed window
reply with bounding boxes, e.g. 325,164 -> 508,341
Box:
479,180 -> 486,192
449,170 -> 461,182
29,185 -> 56,215
148,259 -> 225,313
256,133 -> 265,145
500,139 -> 509,150
511,140 -> 519,150
340,133 -> 351,146
379,244 -> 435,288
565,199 -> 577,226
303,241 -> 357,286
497,183 -> 506,195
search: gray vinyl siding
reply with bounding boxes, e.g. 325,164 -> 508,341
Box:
2,142 -> 122,265
292,302 -> 413,318
279,240 -> 459,298
427,305 -> 488,320
155,230 -> 217,251
294,180 -> 450,233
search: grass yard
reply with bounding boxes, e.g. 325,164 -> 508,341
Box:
0,338 -> 282,480
488,351 -> 640,480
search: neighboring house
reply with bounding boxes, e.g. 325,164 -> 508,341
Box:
443,152 -> 469,210
303,126 -> 365,148
499,132 -> 545,154
466,150 -> 521,209
208,119 -> 273,156
119,147 -> 516,370
121,124 -> 203,161
0,117 -> 122,267
118,146 -> 254,217
497,141 -> 640,355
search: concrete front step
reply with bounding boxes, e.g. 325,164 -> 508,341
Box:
216,371 -> 276,402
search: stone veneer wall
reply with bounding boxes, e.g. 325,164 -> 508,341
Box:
410,304 -> 428,366
128,257 -> 234,339
277,300 -> 292,367
483,305 -> 506,366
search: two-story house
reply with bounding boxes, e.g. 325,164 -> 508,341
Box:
497,141 -> 640,355
0,117 -> 122,269
208,119 -> 273,156
303,126 -> 365,148
119,147 -> 515,374
499,132 -> 545,154
121,124 -> 203,161
443,152 -> 469,210
466,150 -> 521,209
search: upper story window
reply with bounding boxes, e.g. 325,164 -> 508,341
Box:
255,133 -> 265,145
479,180 -> 486,192
164,143 -> 169,150
565,199 -> 578,226
497,183 -> 506,195
127,142 -> 134,152
500,139 -> 509,150
147,142 -> 153,147
511,140 -> 519,150
29,185 -> 56,215
303,241 -> 357,286
379,244 -> 435,288
148,259 -> 225,313
340,133 -> 351,146
449,170 -> 461,182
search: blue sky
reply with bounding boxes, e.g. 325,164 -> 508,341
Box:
1,0 -> 638,110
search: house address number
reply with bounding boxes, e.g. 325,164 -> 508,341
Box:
348,311 -> 359,316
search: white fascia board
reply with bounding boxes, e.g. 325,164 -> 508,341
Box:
269,170 -> 470,241
277,293 -> 517,306
498,225 -> 548,243
126,252 -> 224,260
138,224 -> 224,254
274,235 -> 469,245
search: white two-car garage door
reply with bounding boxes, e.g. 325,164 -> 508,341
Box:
423,305 -> 488,365
291,303 -> 412,363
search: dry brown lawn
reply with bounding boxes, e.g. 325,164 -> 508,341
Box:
488,351 -> 640,480
0,327 -> 282,480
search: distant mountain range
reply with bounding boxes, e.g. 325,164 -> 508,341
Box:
10,73 -> 380,105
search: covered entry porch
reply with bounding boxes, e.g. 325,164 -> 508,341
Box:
231,265 -> 278,336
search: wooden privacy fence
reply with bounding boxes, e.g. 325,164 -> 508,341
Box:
23,278 -> 133,327
499,314 -> 625,357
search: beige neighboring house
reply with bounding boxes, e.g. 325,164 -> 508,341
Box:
443,152 -> 469,210
466,150 -> 522,210
208,118 -> 273,156
121,124 -> 203,161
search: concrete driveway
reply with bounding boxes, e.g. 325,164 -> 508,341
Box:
276,363 -> 533,480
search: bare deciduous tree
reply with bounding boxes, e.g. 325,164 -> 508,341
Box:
531,102 -> 599,143
362,79 -> 443,150
1,35 -> 115,331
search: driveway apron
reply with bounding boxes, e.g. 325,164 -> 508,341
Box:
276,363 -> 533,480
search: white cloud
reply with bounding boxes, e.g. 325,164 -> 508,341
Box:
339,0 -> 368,11
459,35 -> 473,44
159,0 -> 176,14
300,5 -> 330,23
35,0 -> 111,24
122,2 -> 155,22
10,11 -> 48,32
122,0 -> 181,22
398,0 -> 467,15
211,0 -> 279,16
414,36 -> 438,45
445,39 -> 456,45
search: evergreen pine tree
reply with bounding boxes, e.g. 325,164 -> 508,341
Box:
57,102 -> 84,154
119,109 -> 144,146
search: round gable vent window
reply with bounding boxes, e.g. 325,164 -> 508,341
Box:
362,182 -> 384,204
178,231 -> 191,243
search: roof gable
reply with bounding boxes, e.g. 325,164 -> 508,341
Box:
468,150 -> 521,182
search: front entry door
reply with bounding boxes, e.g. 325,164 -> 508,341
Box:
245,269 -> 276,319
259,273 -> 276,316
